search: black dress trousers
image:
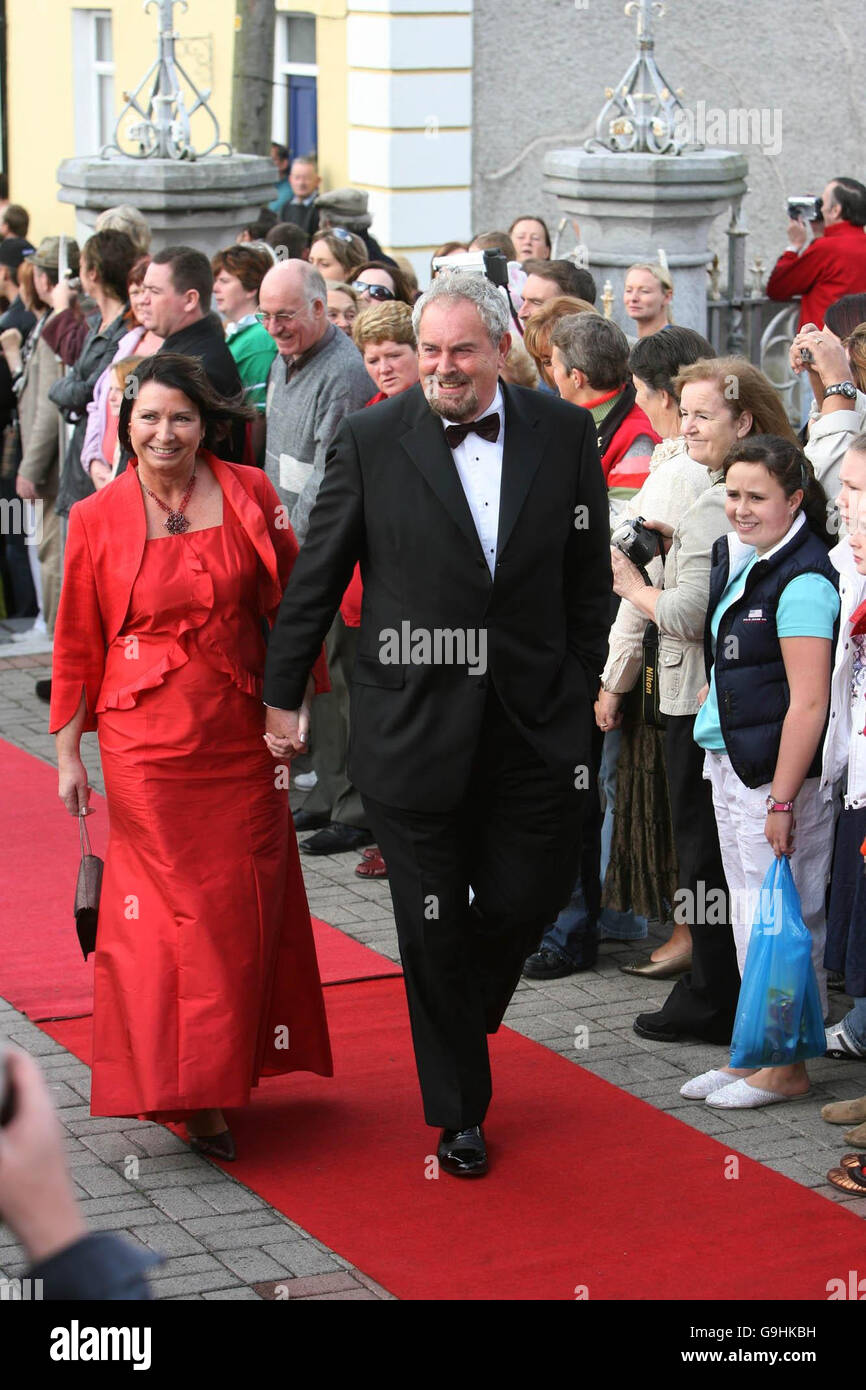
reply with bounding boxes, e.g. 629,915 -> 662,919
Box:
652,713 -> 741,1043
362,686 -> 586,1129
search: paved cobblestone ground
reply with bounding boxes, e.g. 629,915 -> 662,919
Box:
1,640 -> 864,1302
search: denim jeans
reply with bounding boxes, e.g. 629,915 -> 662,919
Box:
841,997 -> 866,1052
543,729 -> 647,963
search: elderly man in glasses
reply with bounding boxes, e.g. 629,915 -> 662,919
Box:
260,258 -> 377,856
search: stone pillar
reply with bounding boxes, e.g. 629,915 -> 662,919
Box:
543,148 -> 749,335
346,0 -> 473,288
56,154 -> 276,259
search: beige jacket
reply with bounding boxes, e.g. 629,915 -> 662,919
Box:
601,437 -> 710,704
652,471 -> 731,716
18,323 -> 64,495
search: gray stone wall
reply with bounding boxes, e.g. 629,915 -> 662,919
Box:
471,0 -> 866,289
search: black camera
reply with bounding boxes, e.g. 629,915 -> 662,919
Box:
611,515 -> 663,569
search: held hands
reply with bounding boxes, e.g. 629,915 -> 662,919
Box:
595,688 -> 624,732
765,809 -> 795,858
51,281 -> 73,314
790,325 -> 850,402
15,474 -> 37,501
697,683 -> 709,707
58,758 -> 92,817
610,546 -> 644,600
786,218 -> 809,251
263,676 -> 315,762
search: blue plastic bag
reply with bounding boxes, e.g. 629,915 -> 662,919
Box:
729,855 -> 825,1068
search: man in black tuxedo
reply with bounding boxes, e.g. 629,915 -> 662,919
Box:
263,274 -> 611,1176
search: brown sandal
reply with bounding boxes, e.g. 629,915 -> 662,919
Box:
355,847 -> 388,878
826,1155 -> 866,1194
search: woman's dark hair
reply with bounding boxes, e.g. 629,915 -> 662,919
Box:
117,353 -> 253,455
211,243 -> 273,295
81,229 -> 138,302
823,292 -> 866,341
507,215 -> 552,253
629,326 -> 716,399
722,434 -> 832,546
127,255 -> 151,290
347,259 -> 412,305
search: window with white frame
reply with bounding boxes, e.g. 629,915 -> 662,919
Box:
271,13 -> 318,161
72,9 -> 116,155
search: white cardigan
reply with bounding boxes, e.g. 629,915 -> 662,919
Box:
820,538 -> 866,807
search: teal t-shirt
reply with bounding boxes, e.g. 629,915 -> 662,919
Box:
228,320 -> 278,413
694,553 -> 840,751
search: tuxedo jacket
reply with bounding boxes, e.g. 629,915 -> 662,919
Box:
263,380 -> 613,811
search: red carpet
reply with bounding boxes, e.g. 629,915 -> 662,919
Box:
0,739 -> 399,1021
43,981 -> 866,1302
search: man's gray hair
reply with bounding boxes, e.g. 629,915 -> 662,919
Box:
413,272 -> 510,346
298,260 -> 328,307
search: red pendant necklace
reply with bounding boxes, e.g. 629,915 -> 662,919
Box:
140,469 -> 197,534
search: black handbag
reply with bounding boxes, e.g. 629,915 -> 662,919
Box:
74,813 -> 103,960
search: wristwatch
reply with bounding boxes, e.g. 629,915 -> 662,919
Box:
766,796 -> 794,813
823,381 -> 858,402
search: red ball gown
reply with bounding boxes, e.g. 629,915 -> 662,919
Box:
50,454 -> 333,1118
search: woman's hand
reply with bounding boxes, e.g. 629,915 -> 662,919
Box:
792,326 -> 852,405
696,682 -> 709,706
765,808 -> 795,858
89,460 -> 113,490
594,689 -> 624,732
15,474 -> 37,501
264,675 -> 315,762
51,281 -> 73,314
58,757 -> 91,816
641,518 -> 675,554
610,546 -> 644,600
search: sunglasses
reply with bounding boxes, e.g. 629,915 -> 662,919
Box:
353,282 -> 395,302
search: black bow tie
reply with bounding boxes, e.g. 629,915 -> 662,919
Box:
444,413 -> 500,448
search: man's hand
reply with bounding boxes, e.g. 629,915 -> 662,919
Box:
0,1049 -> 88,1263
15,474 -> 37,501
786,218 -> 809,251
264,676 -> 315,761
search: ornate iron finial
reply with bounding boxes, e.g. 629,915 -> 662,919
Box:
586,0 -> 696,156
101,0 -> 231,161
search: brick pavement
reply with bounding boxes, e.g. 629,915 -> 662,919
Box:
1,643 -> 864,1303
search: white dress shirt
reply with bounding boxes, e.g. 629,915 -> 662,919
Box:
441,385 -> 504,578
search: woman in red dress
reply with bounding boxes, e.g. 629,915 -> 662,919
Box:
50,353 -> 332,1159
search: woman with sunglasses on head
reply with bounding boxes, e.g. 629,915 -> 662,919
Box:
308,228 -> 367,283
348,260 -> 413,306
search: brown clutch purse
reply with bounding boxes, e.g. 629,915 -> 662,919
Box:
74,813 -> 103,960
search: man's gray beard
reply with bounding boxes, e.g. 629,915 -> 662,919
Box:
423,375 -> 479,423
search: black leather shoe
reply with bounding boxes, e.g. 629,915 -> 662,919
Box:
633,1012 -> 682,1042
523,946 -> 584,979
35,679 -> 52,702
437,1125 -> 488,1177
189,1129 -> 236,1162
300,823 -> 375,855
292,807 -> 331,832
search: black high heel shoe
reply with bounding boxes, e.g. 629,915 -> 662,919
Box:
188,1129 -> 236,1161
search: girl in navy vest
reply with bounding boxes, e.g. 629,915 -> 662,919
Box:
683,435 -> 840,1109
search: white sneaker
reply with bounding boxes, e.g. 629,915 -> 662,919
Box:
293,770 -> 318,790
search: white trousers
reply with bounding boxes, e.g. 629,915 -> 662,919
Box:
704,750 -> 836,1016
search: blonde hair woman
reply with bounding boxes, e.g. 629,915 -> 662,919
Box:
624,262 -> 674,337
